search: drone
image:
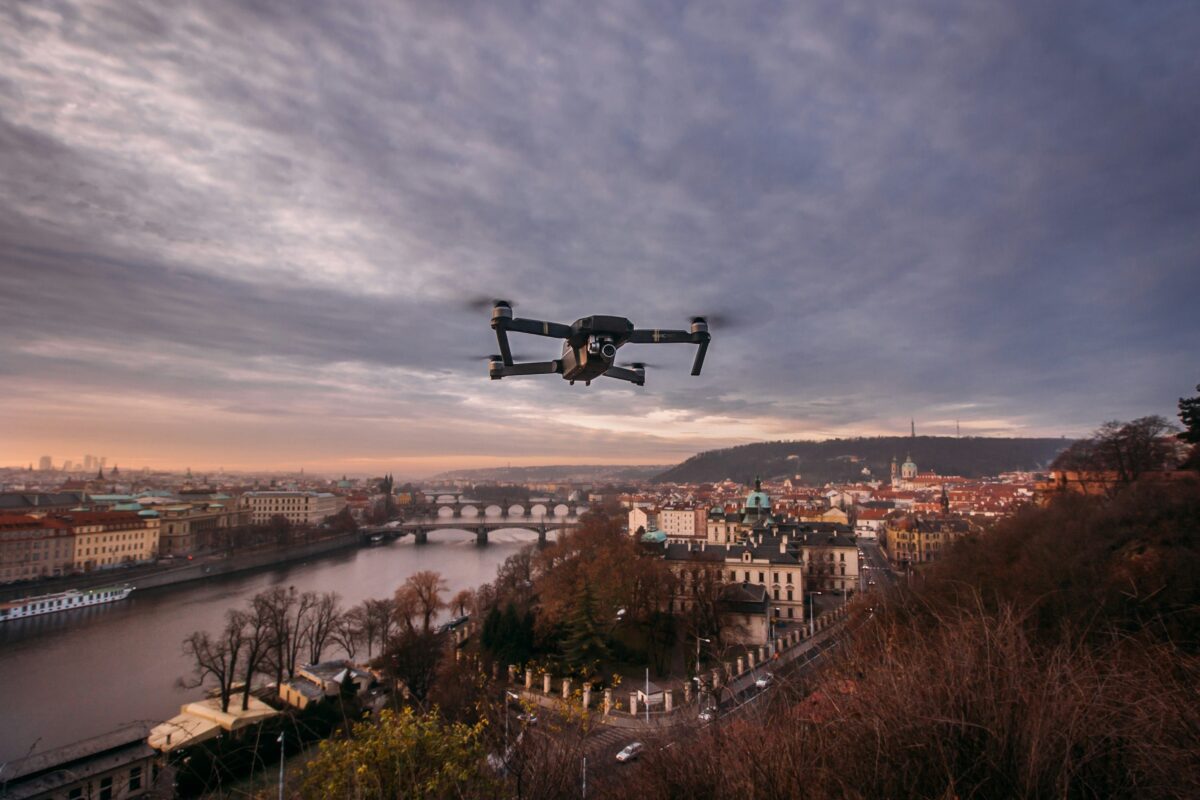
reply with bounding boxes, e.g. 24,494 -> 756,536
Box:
482,300 -> 711,386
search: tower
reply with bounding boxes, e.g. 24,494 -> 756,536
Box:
890,456 -> 899,485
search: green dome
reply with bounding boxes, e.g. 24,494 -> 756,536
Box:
744,477 -> 771,510
641,529 -> 667,544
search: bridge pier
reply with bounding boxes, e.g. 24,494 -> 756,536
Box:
413,529 -> 427,545
475,528 -> 488,546
537,526 -> 548,546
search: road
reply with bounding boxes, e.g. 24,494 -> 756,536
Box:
537,541 -> 903,792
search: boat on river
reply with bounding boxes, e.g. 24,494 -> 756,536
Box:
0,584 -> 134,621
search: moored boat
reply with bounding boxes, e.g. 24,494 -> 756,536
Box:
0,584 -> 134,621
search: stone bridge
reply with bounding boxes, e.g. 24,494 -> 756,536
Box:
398,498 -> 588,545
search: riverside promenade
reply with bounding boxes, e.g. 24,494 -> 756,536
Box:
0,532 -> 361,603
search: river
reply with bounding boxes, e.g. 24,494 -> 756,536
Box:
0,530 -> 541,763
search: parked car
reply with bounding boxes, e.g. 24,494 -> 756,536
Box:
868,579 -> 877,586
755,672 -> 774,690
517,712 -> 539,725
616,742 -> 644,763
698,708 -> 717,724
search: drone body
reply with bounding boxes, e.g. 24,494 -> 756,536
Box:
485,302 -> 710,386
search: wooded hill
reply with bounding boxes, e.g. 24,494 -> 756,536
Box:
654,436 -> 1070,484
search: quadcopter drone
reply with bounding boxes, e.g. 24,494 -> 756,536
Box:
483,301 -> 711,386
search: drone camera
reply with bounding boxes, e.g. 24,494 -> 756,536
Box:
588,336 -> 617,360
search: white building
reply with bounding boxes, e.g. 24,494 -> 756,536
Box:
244,492 -> 346,525
627,506 -> 657,536
658,506 -> 706,540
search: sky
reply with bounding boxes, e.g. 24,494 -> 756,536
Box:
1,1 -> 1198,477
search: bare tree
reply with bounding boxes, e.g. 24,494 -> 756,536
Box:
450,589 -> 473,618
363,597 -> 398,658
332,603 -> 365,661
305,592 -> 342,665
1053,416 -> 1182,492
404,570 -> 448,632
257,586 -> 319,686
393,586 -> 421,636
180,612 -> 246,713
234,605 -> 272,711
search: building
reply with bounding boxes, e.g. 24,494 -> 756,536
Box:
658,505 -> 706,540
244,491 -> 346,525
38,455 -> 52,472
279,661 -> 374,710
156,497 -> 252,556
0,723 -> 156,800
61,511 -> 160,572
882,514 -> 974,567
0,515 -> 75,583
627,506 -> 657,536
0,492 -> 88,515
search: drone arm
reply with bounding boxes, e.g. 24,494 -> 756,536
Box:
503,317 -> 573,339
690,335 -> 710,376
628,328 -> 696,344
602,365 -> 645,386
490,360 -> 563,380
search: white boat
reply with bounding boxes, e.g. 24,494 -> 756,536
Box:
0,584 -> 134,621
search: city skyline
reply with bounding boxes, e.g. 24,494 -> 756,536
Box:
3,1 -> 1198,475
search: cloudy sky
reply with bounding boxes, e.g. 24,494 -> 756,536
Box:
2,1 -> 1198,476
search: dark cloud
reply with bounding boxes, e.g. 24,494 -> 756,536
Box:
1,0 -> 1197,472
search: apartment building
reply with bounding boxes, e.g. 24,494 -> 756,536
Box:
244,491 -> 346,525
0,515 -> 74,583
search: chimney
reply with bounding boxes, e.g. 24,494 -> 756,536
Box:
779,538 -> 786,554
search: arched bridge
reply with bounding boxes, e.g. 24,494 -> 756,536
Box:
396,500 -> 589,546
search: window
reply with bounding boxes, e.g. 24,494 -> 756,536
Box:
787,607 -> 794,618
744,571 -> 750,582
773,588 -> 779,600
786,573 -> 793,584
787,589 -> 794,601
757,571 -> 764,583
68,788 -> 83,800
100,775 -> 113,800
129,766 -> 143,790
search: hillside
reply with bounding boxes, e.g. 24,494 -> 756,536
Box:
654,436 -> 1069,484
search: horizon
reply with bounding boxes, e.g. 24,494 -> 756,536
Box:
2,430 -> 1073,479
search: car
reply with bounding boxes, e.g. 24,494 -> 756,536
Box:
616,742 -> 644,763
517,712 -> 538,725
755,672 -> 774,690
698,708 -> 717,724
868,579 -> 877,586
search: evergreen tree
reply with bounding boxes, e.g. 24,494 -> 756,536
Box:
498,602 -> 521,663
481,606 -> 501,652
1180,384 -> 1200,469
562,581 -> 611,671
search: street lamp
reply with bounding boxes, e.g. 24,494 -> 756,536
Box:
276,732 -> 285,800
694,635 -> 711,678
807,591 -> 823,629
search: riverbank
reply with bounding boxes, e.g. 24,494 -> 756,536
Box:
0,533 -> 362,603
